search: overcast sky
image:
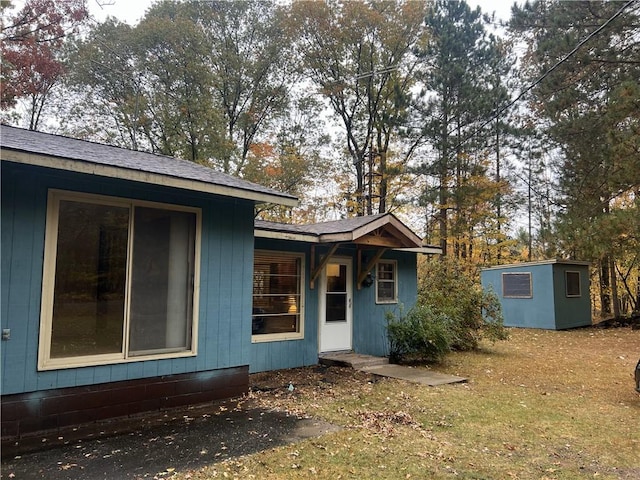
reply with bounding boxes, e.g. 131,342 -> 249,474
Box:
88,0 -> 516,25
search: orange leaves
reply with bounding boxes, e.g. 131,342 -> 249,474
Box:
247,142 -> 282,178
249,142 -> 276,162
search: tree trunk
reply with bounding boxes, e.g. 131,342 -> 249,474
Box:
495,113 -> 501,261
378,149 -> 387,214
609,256 -> 620,319
599,257 -> 612,318
636,271 -> 640,313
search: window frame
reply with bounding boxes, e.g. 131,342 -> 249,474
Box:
375,260 -> 398,304
38,189 -> 201,371
502,272 -> 533,298
565,270 -> 582,298
251,250 -> 305,343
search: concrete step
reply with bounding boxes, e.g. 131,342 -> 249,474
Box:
318,351 -> 467,386
318,352 -> 389,369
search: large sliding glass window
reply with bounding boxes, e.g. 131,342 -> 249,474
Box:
39,191 -> 200,370
252,251 -> 304,341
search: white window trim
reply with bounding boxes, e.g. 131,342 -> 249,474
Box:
375,259 -> 398,304
251,250 -> 305,343
565,270 -> 582,298
38,189 -> 201,371
502,272 -> 533,298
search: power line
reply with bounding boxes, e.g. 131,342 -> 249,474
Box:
454,0 -> 637,151
354,65 -> 398,81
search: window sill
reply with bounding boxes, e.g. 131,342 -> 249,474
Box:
376,299 -> 398,305
37,350 -> 197,371
251,333 -> 304,343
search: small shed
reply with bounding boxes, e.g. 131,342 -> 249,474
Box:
481,260 -> 592,330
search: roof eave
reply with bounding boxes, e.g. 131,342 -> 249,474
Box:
481,259 -> 591,270
398,246 -> 443,255
254,228 -> 319,243
1,150 -> 299,207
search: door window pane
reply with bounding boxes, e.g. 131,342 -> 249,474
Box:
326,264 -> 347,322
327,264 -> 347,292
326,294 -> 347,322
51,200 -> 128,358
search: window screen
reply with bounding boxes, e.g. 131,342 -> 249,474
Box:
502,272 -> 532,298
129,207 -> 196,355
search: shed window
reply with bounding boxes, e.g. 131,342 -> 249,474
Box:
376,260 -> 398,304
565,271 -> 581,297
39,191 -> 200,370
252,251 -> 304,341
502,272 -> 532,298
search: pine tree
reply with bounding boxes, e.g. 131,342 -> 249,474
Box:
510,0 -> 640,317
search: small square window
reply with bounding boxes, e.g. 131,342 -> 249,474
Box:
502,272 -> 532,298
376,260 -> 397,304
565,271 -> 581,297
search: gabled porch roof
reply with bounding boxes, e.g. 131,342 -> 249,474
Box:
256,212 -> 440,253
256,213 -> 441,289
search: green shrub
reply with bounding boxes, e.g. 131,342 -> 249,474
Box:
417,257 -> 509,351
386,305 -> 452,364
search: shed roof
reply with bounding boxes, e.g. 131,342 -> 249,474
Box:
256,213 -> 441,253
481,259 -> 591,271
0,125 -> 298,207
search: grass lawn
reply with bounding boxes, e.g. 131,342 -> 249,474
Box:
182,327 -> 640,479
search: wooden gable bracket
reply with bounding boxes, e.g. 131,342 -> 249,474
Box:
310,243 -> 340,289
357,247 -> 388,290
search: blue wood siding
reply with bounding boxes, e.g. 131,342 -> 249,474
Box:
1,162 -> 254,395
481,264 -> 555,329
481,262 -> 591,330
250,240 -> 318,373
552,264 -> 591,329
250,240 -> 419,371
353,249 -> 418,357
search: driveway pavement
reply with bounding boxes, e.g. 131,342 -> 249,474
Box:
1,399 -> 340,479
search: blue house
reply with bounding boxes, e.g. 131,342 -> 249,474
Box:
481,260 -> 592,330
1,125 -> 437,439
251,216 -> 438,372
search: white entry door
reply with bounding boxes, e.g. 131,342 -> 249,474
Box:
319,258 -> 353,352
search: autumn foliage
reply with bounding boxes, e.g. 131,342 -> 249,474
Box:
1,0 -> 88,125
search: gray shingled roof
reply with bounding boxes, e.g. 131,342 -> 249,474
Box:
0,125 -> 298,206
256,214 -> 390,237
255,213 -> 432,249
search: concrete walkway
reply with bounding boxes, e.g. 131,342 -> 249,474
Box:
319,352 -> 467,386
